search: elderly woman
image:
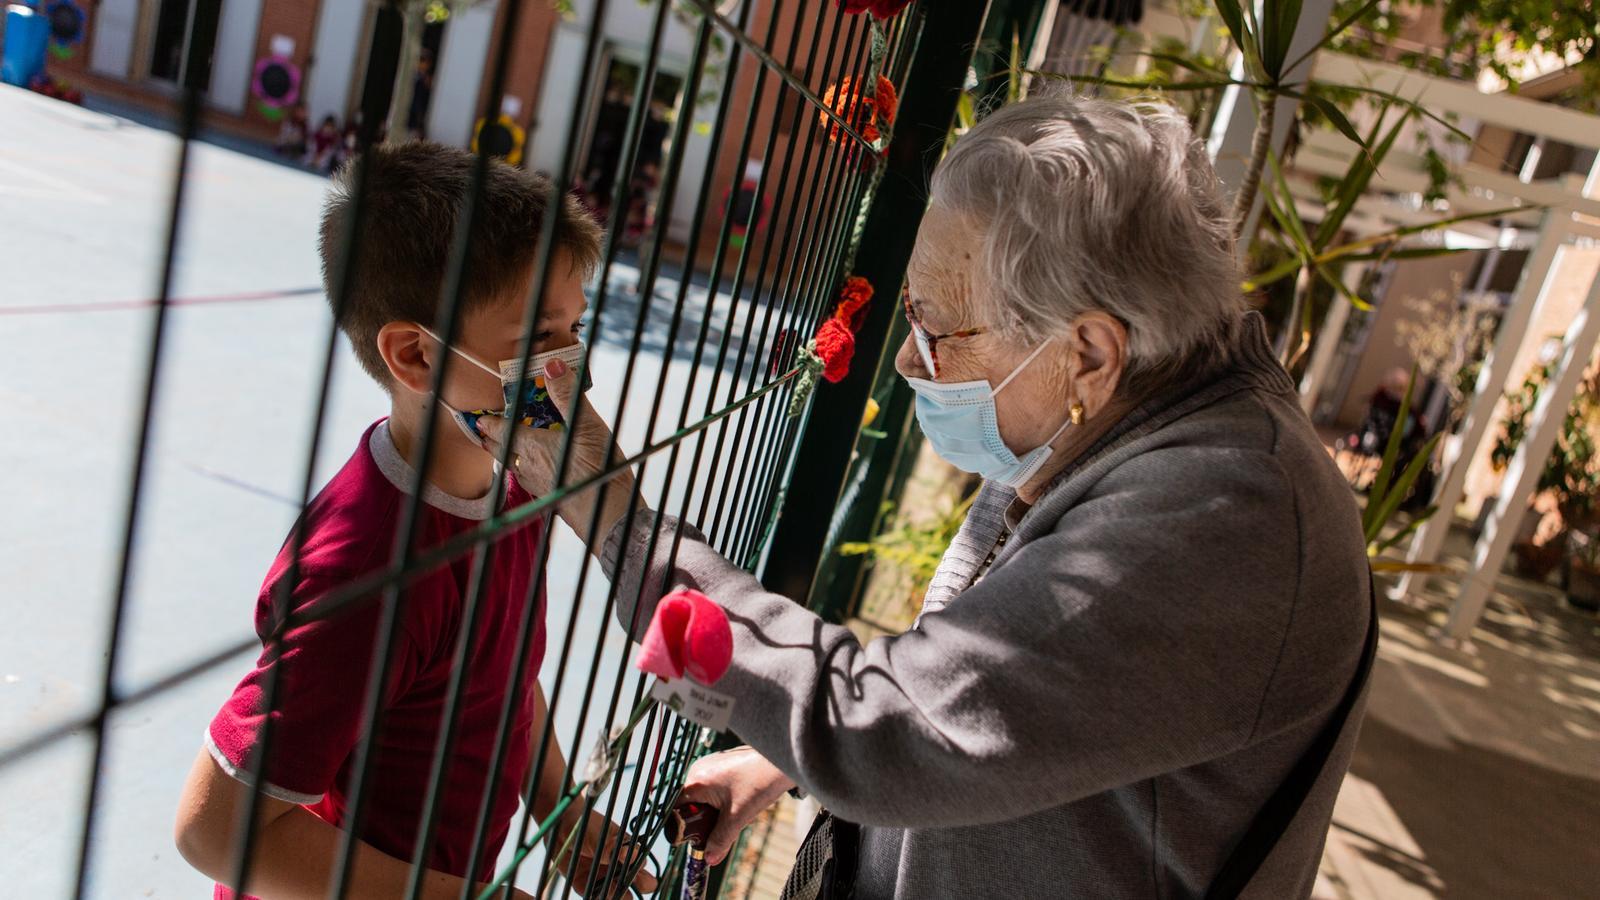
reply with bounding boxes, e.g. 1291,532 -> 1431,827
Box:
482,94 -> 1373,898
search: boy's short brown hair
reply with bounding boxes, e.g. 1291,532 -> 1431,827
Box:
319,142 -> 603,385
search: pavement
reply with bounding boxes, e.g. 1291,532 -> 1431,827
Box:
1,84 -> 781,897
1312,536 -> 1600,900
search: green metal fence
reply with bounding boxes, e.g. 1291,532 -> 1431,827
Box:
0,0 -> 994,897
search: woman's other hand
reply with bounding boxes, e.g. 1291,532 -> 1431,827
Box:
680,747 -> 796,865
477,357 -> 640,545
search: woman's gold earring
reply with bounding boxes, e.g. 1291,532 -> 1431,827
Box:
1069,402 -> 1085,426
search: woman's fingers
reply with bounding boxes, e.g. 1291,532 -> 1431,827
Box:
678,780 -> 743,866
541,357 -> 580,421
474,413 -> 515,455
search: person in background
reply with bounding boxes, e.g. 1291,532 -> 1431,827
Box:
275,102 -> 309,162
311,115 -> 342,173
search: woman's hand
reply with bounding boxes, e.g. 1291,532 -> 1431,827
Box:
477,357 -> 640,546
555,806 -> 659,897
679,747 -> 796,865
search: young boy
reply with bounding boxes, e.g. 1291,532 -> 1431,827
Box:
174,143 -> 653,899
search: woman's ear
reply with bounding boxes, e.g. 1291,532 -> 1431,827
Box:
1068,312 -> 1127,417
376,322 -> 435,395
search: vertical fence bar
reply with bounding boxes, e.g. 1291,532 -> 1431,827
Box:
224,5 -> 406,896
458,0 -> 621,888
761,1 -> 991,603
69,2 -> 223,896
326,0 -> 542,888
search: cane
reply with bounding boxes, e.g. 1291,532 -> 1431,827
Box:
666,800 -> 720,900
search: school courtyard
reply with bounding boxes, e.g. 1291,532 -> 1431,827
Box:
4,81 -> 1599,899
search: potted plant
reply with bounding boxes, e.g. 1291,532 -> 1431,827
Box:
1492,360 -> 1600,583
1564,526 -> 1600,612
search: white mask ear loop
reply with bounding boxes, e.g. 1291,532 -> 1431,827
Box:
416,324 -> 499,378
1041,409 -> 1075,448
990,341 -> 1052,397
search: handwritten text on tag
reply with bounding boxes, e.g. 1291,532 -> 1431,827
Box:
649,677 -> 735,732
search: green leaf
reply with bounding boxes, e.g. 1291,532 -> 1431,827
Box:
1304,93 -> 1369,153
1326,246 -> 1468,264
1314,262 -> 1373,311
1282,0 -> 1384,75
1261,0 -> 1305,79
1025,70 -> 1245,92
1334,84 -> 1473,142
1263,150 -> 1316,257
1365,366 -> 1422,534
1244,256 -> 1303,292
1310,104 -> 1410,249
1213,0 -> 1250,61
955,91 -> 975,131
1328,205 -> 1535,260
1113,49 -> 1231,79
1373,507 -> 1437,555
1365,433 -> 1443,546
1009,26 -> 1022,103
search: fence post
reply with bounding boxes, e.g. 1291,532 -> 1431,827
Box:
790,0 -> 1044,624
759,0 -> 993,609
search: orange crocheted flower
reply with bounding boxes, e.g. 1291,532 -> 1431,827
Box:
820,75 -> 897,146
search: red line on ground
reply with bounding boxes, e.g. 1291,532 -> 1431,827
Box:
0,287 -> 324,316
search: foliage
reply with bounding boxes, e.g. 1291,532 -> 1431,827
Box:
1390,276 -> 1500,425
1329,0 -> 1600,101
1362,367 -> 1444,562
839,489 -> 979,589
1490,357 -> 1600,528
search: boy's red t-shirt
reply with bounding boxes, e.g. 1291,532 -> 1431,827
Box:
207,420 -> 547,896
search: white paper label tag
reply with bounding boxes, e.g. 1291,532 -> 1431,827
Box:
650,677 -> 735,732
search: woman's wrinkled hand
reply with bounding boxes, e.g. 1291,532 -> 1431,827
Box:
679,747 -> 796,865
477,357 -> 640,545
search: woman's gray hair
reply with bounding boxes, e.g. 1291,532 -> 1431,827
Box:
930,91 -> 1244,391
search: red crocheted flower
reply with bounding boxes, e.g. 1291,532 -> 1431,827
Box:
837,0 -> 914,20
814,317 -> 856,383
833,275 -> 874,329
636,589 -> 733,685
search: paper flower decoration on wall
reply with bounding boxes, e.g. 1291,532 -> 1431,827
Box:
46,0 -> 86,60
473,114 -> 526,166
251,55 -> 301,120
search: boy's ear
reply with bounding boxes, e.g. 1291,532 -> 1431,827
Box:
376,322 -> 435,395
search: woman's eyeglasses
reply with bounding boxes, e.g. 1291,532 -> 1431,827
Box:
903,286 -> 985,380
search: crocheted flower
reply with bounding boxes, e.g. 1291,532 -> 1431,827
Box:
833,276 -> 874,328
820,75 -> 898,146
636,589 -> 733,685
837,0 -> 915,20
814,318 -> 856,383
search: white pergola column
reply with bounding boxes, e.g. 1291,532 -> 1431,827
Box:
1443,262 -> 1600,641
1390,209 -> 1570,599
1207,0 -> 1336,247
1299,261 -> 1371,416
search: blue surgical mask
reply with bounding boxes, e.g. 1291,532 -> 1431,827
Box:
905,342 -> 1074,488
420,326 -> 592,443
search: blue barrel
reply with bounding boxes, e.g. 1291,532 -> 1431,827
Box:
2,4 -> 50,88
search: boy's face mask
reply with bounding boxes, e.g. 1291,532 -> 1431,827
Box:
418,326 -> 593,443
